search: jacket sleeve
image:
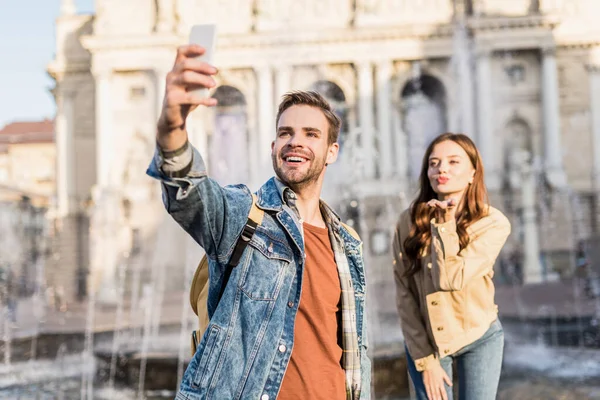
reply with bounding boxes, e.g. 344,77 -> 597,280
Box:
393,213 -> 440,372
146,143 -> 251,268
429,210 -> 511,292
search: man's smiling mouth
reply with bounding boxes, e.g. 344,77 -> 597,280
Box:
285,156 -> 307,163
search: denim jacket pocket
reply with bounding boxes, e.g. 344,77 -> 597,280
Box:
192,324 -> 223,390
238,227 -> 292,301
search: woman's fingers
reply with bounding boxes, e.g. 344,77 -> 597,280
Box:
426,199 -> 456,209
425,384 -> 433,400
426,199 -> 440,208
443,370 -> 453,386
440,384 -> 448,400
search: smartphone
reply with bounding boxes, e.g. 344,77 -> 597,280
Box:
189,24 -> 217,98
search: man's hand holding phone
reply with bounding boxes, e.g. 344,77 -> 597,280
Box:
157,25 -> 218,152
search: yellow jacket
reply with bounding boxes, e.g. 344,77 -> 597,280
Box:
393,206 -> 511,371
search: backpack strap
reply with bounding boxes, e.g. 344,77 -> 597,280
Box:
341,222 -> 361,241
217,194 -> 264,301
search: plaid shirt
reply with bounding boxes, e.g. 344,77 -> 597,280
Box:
275,179 -> 362,399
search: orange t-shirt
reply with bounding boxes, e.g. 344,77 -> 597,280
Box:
278,223 -> 346,400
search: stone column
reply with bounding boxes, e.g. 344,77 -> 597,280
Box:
274,65 -> 292,108
392,105 -> 408,182
541,47 -> 566,187
55,87 -> 75,217
456,25 -> 476,138
376,61 -> 393,179
186,108 -> 208,157
588,65 -> 600,189
588,63 -> 600,232
520,151 -> 543,284
475,49 -> 499,189
155,68 -> 169,122
256,66 -> 274,184
357,62 -> 376,179
94,69 -> 114,188
91,67 -> 120,302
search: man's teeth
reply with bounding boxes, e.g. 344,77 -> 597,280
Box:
286,156 -> 305,162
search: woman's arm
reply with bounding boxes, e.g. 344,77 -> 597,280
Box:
393,214 -> 440,371
430,209 -> 511,292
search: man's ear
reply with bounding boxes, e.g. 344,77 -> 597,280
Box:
326,142 -> 339,166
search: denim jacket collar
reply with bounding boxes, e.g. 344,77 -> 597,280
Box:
257,177 -> 361,249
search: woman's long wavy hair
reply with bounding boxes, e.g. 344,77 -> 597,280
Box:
404,133 -> 489,277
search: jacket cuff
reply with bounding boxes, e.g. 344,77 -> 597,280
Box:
413,353 -> 441,372
431,218 -> 459,258
431,218 -> 456,234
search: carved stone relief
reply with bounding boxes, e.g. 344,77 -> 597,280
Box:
175,0 -> 253,35
94,0 -> 156,35
355,0 -> 453,26
473,0 -> 534,16
255,0 -> 352,31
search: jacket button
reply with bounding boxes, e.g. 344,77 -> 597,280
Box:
431,301 -> 438,306
279,344 -> 286,353
261,395 -> 269,400
287,301 -> 294,308
437,327 -> 444,331
440,227 -> 446,233
444,349 -> 449,354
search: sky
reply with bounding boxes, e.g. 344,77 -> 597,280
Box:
0,0 -> 94,128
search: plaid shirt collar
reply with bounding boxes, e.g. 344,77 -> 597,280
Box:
272,178 -> 362,399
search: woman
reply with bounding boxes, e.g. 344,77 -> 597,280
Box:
393,133 -> 511,400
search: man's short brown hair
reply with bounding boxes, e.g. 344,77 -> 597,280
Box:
275,91 -> 341,145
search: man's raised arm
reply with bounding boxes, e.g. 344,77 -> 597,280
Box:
146,44 -> 251,265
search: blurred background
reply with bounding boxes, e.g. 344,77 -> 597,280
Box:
0,0 -> 599,399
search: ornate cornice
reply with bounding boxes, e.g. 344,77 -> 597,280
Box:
47,60 -> 92,81
80,33 -> 182,53
467,14 -> 560,32
60,9 -> 600,73
554,36 -> 600,50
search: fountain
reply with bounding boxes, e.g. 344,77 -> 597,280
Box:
5,2 -> 600,399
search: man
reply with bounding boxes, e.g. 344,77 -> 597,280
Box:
147,44 -> 371,399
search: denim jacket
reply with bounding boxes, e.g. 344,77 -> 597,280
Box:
147,145 -> 371,400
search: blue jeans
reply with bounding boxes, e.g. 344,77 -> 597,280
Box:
406,319 -> 504,400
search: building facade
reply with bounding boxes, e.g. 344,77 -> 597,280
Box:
0,119 -> 56,203
0,119 -> 55,298
48,0 -> 600,349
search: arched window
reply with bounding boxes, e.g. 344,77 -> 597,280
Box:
505,118 -> 533,189
400,73 -> 447,180
310,80 -> 349,151
209,85 -> 249,185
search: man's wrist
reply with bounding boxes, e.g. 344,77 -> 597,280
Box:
158,140 -> 189,159
156,112 -> 188,149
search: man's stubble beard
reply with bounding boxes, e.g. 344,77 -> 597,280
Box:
271,151 -> 327,192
